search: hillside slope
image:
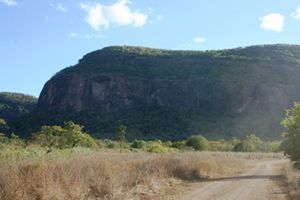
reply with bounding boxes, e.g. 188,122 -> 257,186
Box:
0,92 -> 37,122
30,44 -> 300,139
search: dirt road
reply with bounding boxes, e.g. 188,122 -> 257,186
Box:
180,159 -> 288,200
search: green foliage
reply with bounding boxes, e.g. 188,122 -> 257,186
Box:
0,92 -> 37,122
232,134 -> 279,152
118,124 -> 127,142
0,133 -> 8,143
130,139 -> 146,149
107,141 -> 119,149
31,121 -> 97,150
281,102 -> 300,167
0,118 -> 6,127
186,135 -> 209,151
146,140 -> 168,153
0,118 -> 8,134
117,124 -> 127,151
171,141 -> 189,150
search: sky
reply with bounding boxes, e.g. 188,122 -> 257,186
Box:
1,0 -> 300,97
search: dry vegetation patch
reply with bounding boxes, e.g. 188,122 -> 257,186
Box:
0,150 -> 248,200
282,163 -> 300,200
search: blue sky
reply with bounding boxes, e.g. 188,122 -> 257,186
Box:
1,0 -> 300,97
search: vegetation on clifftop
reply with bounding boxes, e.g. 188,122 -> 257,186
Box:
57,44 -> 300,83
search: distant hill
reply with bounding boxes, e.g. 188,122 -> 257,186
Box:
0,92 -> 37,122
18,44 -> 300,140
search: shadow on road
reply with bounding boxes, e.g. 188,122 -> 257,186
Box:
200,175 -> 285,182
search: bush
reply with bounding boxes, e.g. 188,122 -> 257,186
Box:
186,135 -> 209,151
106,141 -> 119,149
31,121 -> 97,150
233,134 -> 262,152
131,140 -> 146,149
146,140 -> 168,153
281,102 -> 300,167
171,141 -> 187,150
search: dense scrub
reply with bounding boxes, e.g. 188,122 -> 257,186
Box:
0,92 -> 37,122
1,122 -> 282,153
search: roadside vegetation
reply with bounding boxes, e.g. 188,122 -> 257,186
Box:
279,102 -> 300,200
0,119 -> 284,200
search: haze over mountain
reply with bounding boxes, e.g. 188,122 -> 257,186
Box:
12,44 -> 298,140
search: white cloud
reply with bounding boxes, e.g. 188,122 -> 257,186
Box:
194,36 -> 206,43
50,3 -> 68,12
57,4 -> 67,12
260,13 -> 284,32
0,0 -> 17,6
292,6 -> 300,19
80,0 -> 148,31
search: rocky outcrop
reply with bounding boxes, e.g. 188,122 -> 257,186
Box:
36,45 -> 300,139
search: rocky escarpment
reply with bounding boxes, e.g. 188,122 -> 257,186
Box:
36,44 -> 300,139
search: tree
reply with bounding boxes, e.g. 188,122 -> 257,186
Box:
0,118 -> 8,134
117,124 -> 127,151
32,121 -> 97,150
233,134 -> 262,152
281,102 -> 300,167
0,119 -> 10,144
0,118 -> 6,127
186,135 -> 209,151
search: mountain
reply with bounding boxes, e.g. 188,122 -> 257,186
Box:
0,92 -> 37,122
24,44 -> 300,140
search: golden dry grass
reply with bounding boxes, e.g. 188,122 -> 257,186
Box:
282,163 -> 300,200
0,150 -> 250,200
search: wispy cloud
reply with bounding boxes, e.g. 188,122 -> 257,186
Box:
194,36 -> 206,43
69,32 -> 77,37
260,13 -> 284,32
50,3 -> 68,12
0,0 -> 17,6
57,4 -> 67,12
80,0 -> 148,31
149,14 -> 163,24
291,6 -> 300,19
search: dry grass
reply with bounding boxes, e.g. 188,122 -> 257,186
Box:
282,163 -> 300,200
0,150 -> 249,200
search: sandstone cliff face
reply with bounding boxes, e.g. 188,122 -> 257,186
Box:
39,74 -> 229,112
36,45 -> 300,139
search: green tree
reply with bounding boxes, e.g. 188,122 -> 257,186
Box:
0,118 -> 6,127
0,118 -> 8,133
281,102 -> 300,167
117,124 -> 127,151
32,121 -> 97,151
186,135 -> 209,151
233,134 -> 262,152
131,139 -> 146,149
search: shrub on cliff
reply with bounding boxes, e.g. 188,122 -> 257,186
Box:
32,121 -> 97,150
